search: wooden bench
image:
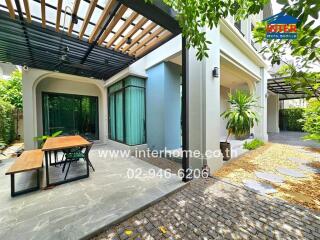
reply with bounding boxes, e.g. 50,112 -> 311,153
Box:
5,150 -> 43,197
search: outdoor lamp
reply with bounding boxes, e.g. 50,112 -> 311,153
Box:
212,67 -> 219,78
72,14 -> 78,24
126,38 -> 132,44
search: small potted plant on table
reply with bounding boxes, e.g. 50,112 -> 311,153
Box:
220,90 -> 259,160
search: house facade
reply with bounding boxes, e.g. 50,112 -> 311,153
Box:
21,5 -> 272,172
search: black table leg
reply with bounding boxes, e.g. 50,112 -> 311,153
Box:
11,174 -> 15,198
45,151 -> 50,187
45,147 -> 90,187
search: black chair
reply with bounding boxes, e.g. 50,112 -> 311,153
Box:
62,143 -> 95,180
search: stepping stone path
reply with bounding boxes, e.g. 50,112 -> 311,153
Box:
243,180 -> 277,194
288,157 -> 310,164
276,167 -> 306,178
255,171 -> 284,184
298,164 -> 320,174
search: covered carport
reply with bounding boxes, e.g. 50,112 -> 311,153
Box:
267,76 -> 318,146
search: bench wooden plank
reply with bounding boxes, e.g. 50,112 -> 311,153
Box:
5,150 -> 44,175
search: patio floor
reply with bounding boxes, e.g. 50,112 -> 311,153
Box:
0,144 -> 184,240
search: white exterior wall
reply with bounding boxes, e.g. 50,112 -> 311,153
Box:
188,27 -> 223,171
22,69 -> 107,150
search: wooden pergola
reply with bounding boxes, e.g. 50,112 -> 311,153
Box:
0,0 -> 179,79
0,0 -> 191,182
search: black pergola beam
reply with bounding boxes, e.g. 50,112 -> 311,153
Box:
81,2 -> 122,64
118,0 -> 180,35
14,0 -> 34,63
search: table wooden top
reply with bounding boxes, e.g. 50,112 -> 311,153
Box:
6,150 -> 44,175
42,135 -> 90,151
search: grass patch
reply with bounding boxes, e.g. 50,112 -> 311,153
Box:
243,139 -> 264,150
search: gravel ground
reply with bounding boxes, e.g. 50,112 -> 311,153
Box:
214,143 -> 320,211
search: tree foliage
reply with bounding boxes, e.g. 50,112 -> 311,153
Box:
146,0 -> 268,60
0,99 -> 15,144
0,69 -> 23,109
302,99 -> 320,142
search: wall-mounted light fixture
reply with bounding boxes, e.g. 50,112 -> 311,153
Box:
72,14 -> 78,24
212,67 -> 219,78
126,37 -> 132,44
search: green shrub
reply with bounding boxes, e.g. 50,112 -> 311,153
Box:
302,99 -> 320,142
0,99 -> 15,144
279,108 -> 304,131
243,139 -> 264,150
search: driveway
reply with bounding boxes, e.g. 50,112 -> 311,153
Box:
269,131 -> 320,148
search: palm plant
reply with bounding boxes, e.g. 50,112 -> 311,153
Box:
34,131 -> 63,147
221,90 -> 259,142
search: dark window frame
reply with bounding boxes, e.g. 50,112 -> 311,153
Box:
42,91 -> 99,140
108,78 -> 147,146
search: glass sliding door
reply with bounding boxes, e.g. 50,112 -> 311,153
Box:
42,92 -> 99,140
108,77 -> 146,145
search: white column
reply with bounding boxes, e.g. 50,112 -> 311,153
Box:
22,70 -> 38,150
267,93 -> 280,133
254,68 -> 268,141
188,27 -> 223,172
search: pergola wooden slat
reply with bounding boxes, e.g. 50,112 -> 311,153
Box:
56,0 -> 63,32
5,0 -> 15,19
89,0 -> 117,43
136,30 -> 172,57
23,0 -> 31,23
129,27 -> 165,55
68,0 -> 81,36
97,5 -> 128,45
79,0 -> 98,39
122,22 -> 157,53
40,0 -> 46,28
106,11 -> 139,48
114,17 -> 148,51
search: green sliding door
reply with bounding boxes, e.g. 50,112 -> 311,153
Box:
42,92 -> 99,140
108,77 -> 146,145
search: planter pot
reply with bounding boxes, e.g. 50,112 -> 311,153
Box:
220,142 -> 231,161
235,132 -> 250,140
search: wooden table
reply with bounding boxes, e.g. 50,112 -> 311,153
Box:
42,135 -> 91,187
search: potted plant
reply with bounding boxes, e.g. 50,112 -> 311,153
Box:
220,90 -> 259,160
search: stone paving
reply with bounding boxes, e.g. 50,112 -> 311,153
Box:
92,158 -> 320,240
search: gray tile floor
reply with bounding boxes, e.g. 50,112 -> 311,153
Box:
0,145 -> 184,240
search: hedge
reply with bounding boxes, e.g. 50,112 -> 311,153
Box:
302,99 -> 320,142
0,99 -> 15,144
279,108 -> 304,132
